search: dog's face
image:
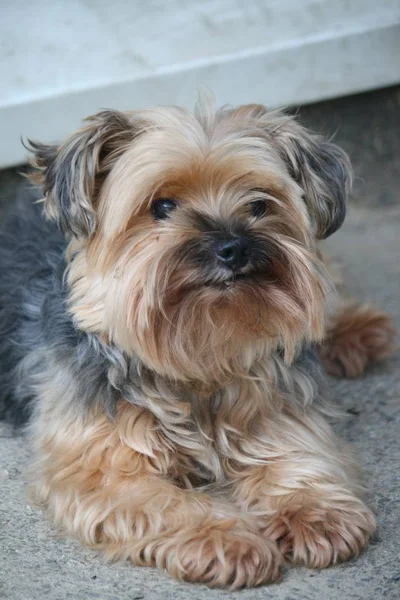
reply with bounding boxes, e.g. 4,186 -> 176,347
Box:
30,102 -> 351,382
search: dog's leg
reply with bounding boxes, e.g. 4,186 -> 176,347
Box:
317,251 -> 395,377
320,302 -> 395,377
28,399 -> 281,588
229,410 -> 376,568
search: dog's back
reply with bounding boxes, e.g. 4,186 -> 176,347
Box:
0,192 -> 66,425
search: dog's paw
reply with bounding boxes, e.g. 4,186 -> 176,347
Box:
148,524 -> 282,589
264,501 -> 376,569
320,304 -> 396,377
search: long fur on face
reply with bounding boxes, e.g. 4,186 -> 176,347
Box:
28,101 -> 350,382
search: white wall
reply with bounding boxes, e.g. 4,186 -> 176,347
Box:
1,0 -> 400,167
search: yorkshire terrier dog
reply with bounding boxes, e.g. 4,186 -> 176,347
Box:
0,101 -> 395,588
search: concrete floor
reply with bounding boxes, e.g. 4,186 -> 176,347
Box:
0,86 -> 399,599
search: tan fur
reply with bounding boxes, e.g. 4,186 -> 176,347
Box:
28,371 -> 282,588
317,252 -> 396,377
24,100 -> 392,588
229,409 -> 375,567
28,360 -> 375,586
320,303 -> 396,377
65,111 -> 327,381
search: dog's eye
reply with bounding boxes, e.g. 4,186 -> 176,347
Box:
151,198 -> 178,220
249,200 -> 268,218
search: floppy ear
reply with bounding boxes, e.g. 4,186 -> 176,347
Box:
27,110 -> 136,238
268,114 -> 352,239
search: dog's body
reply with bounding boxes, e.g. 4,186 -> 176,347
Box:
0,197 -> 132,426
0,102 -> 394,588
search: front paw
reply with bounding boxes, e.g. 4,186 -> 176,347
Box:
148,524 -> 283,589
264,499 -> 376,569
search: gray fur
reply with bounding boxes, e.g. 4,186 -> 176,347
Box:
267,113 -> 352,239
27,111 -> 136,238
292,138 -> 350,239
0,195 -> 123,424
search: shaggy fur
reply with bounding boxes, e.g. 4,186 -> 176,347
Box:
320,303 -> 395,377
0,101 -> 394,588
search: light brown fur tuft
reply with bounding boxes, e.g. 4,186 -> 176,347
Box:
320,303 -> 396,377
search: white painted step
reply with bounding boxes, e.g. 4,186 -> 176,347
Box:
1,0 -> 400,167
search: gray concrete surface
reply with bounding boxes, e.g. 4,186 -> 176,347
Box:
1,86 -> 399,599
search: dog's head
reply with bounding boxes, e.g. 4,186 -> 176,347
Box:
29,101 -> 351,382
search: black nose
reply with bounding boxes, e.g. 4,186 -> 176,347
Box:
214,235 -> 250,270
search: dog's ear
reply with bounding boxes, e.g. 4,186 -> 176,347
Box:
27,110 -> 136,238
267,114 -> 352,239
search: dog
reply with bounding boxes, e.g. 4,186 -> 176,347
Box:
0,100 -> 395,588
